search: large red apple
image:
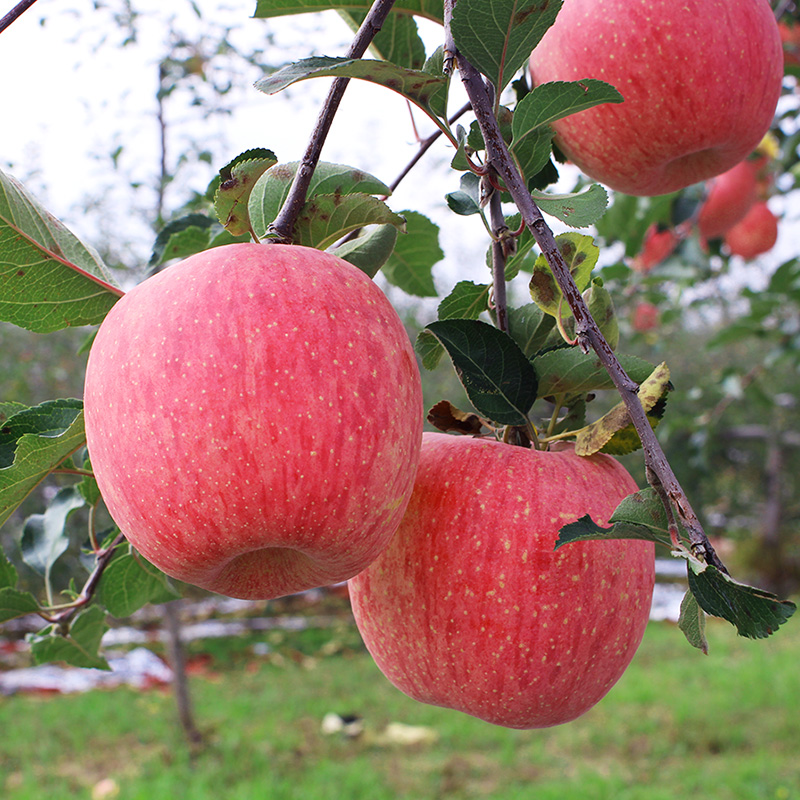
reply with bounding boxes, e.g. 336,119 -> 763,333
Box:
724,201 -> 779,259
529,0 -> 783,196
84,243 -> 423,600
349,433 -> 655,729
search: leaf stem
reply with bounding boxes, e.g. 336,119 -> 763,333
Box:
451,25 -> 728,573
266,0 -> 400,243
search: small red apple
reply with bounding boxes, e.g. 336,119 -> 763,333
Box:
724,201 -> 779,259
529,0 -> 783,196
349,433 -> 655,729
697,159 -> 761,241
84,243 -> 423,600
631,224 -> 678,272
631,302 -> 660,333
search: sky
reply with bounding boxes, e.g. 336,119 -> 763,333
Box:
0,0 -> 491,295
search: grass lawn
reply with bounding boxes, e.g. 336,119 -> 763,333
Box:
1,616 -> 798,799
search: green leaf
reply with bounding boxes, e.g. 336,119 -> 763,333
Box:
0,548 -> 17,589
510,80 -> 623,182
426,318 -> 537,425
214,148 -> 278,236
450,0 -> 561,92
532,184 -> 609,228
21,486 -> 86,577
438,280 -> 491,320
415,329 -> 444,370
583,278 -> 619,350
253,0 -> 445,24
0,170 -> 123,332
685,560 -> 796,641
293,193 -> 406,251
248,161 -> 392,239
555,487 -> 676,551
380,211 -> 441,297
0,587 -> 40,623
339,10 -> 427,69
97,550 -> 179,618
330,224 -> 399,278
506,303 -> 555,358
148,214 -> 249,269
29,605 -> 109,670
446,172 -> 484,216
678,590 -> 709,654
534,348 -> 655,398
530,232 -> 598,318
0,400 -> 86,528
255,57 -> 450,124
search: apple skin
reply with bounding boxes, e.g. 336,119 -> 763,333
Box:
697,159 -> 761,241
631,301 -> 660,333
84,243 -> 423,600
724,201 -> 779,259
349,433 -> 655,729
631,224 -> 678,272
529,0 -> 783,196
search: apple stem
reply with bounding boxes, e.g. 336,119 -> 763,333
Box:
266,0 -> 400,244
450,20 -> 728,574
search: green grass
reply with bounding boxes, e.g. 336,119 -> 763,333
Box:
1,618 -> 799,800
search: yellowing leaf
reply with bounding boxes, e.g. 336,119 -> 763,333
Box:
574,362 -> 670,456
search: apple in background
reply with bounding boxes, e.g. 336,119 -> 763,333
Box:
724,201 -> 779,259
349,433 -> 655,729
631,301 -> 661,334
84,243 -> 423,600
779,21 -> 800,67
529,0 -> 783,196
697,159 -> 761,241
631,224 -> 679,273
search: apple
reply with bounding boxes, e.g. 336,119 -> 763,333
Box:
529,0 -> 783,196
83,243 -> 423,600
631,301 -> 660,333
723,201 -> 779,259
349,433 -> 655,729
631,224 -> 678,272
697,159 -> 761,241
779,21 -> 800,67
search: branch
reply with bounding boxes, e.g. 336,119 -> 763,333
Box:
0,0 -> 39,35
46,532 -> 126,632
266,0 -> 399,243
450,25 -> 727,572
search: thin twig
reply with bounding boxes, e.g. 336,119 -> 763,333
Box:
0,0 -> 39,35
46,532 -> 126,631
267,0 -> 399,243
450,23 -> 727,572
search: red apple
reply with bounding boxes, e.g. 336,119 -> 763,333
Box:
697,159 -> 761,241
631,302 -> 660,333
779,21 -> 800,67
724,201 -> 779,259
349,433 -> 654,729
84,243 -> 423,600
631,224 -> 678,272
529,0 -> 783,196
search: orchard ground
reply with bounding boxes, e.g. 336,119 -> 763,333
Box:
1,593 -> 798,800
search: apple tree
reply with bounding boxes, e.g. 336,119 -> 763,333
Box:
0,0 -> 797,727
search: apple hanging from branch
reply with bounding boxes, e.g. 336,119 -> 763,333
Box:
84,243 -> 423,600
529,0 -> 783,196
349,433 -> 655,729
723,201 -> 780,259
